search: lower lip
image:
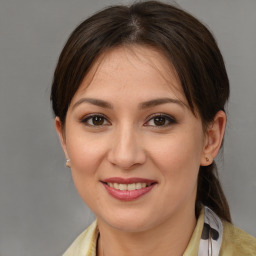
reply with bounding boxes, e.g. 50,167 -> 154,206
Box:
103,183 -> 155,201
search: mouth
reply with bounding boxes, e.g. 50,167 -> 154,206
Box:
104,182 -> 154,191
101,177 -> 157,201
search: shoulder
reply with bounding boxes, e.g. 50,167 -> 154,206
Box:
220,221 -> 256,255
63,220 -> 98,256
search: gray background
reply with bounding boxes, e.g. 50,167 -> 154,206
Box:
0,0 -> 255,255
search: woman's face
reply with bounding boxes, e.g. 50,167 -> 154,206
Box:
56,46 -> 209,232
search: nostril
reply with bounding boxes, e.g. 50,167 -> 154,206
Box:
107,146 -> 146,169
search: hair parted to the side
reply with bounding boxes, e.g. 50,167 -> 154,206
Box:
51,1 -> 231,222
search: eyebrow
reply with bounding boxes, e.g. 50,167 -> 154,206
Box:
72,97 -> 184,110
72,98 -> 113,110
139,98 -> 185,109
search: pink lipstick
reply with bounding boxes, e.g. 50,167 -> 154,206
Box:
101,177 -> 157,201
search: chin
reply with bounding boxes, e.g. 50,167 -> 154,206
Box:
98,209 -> 167,233
110,219 -> 153,233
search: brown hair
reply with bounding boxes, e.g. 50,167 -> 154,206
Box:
51,1 -> 231,222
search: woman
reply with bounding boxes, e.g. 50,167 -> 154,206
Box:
51,1 -> 256,255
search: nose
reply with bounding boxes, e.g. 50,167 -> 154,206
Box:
107,125 -> 146,170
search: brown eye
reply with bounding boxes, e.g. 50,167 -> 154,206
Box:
82,114 -> 109,126
145,114 -> 176,127
91,116 -> 104,125
153,116 -> 166,126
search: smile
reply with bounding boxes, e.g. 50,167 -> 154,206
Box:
106,182 -> 151,191
101,177 -> 157,201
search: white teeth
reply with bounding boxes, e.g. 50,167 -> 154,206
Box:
135,183 -> 142,189
107,182 -> 150,191
127,183 -> 136,191
119,184 -> 127,190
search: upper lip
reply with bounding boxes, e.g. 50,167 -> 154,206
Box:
101,177 -> 157,184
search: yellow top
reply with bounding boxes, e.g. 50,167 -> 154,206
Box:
63,209 -> 256,256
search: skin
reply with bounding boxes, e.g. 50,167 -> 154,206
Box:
55,45 -> 226,256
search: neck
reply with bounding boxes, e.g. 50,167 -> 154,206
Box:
97,205 -> 196,256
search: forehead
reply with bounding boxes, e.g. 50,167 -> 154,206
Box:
71,45 -> 187,104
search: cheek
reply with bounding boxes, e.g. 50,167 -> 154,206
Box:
148,130 -> 203,189
65,132 -> 108,200
151,131 -> 203,168
66,131 -> 107,173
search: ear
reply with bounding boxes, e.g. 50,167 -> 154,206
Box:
201,111 -> 226,166
55,117 -> 70,160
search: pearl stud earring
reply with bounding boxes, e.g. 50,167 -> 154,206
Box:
65,159 -> 71,168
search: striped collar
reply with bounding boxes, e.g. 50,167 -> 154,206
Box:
63,206 -> 223,256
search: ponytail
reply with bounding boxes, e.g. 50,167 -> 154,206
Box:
196,162 -> 232,222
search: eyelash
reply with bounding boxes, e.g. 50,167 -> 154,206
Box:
144,114 -> 176,127
80,113 -> 176,128
81,114 -> 110,127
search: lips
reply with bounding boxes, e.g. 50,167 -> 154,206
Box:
101,177 -> 157,201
